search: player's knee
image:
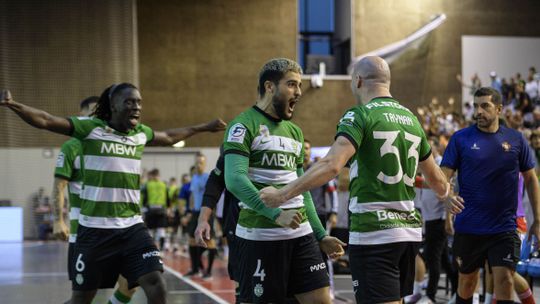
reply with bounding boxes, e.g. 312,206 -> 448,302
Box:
495,270 -> 513,288
139,271 -> 166,293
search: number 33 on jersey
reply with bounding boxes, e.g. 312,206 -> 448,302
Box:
336,97 -> 431,245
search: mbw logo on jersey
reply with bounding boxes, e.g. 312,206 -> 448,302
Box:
228,123 -> 246,143
100,142 -> 136,156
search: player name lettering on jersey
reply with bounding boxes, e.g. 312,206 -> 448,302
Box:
365,101 -> 412,113
101,142 -> 137,156
382,112 -> 414,126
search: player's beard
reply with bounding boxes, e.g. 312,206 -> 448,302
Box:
272,92 -> 293,120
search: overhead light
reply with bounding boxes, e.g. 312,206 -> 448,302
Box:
173,140 -> 185,148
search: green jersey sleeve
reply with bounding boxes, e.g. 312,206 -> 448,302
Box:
223,118 -> 254,157
140,124 -> 155,144
69,116 -> 100,140
335,108 -> 364,151
54,139 -> 81,180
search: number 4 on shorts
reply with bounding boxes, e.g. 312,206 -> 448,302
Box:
253,259 -> 266,282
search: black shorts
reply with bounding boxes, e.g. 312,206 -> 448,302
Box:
349,242 -> 420,304
145,208 -> 168,229
71,223 -> 164,291
169,209 -> 181,228
68,242 -> 75,280
226,232 -> 238,281
236,233 -> 329,303
453,231 -> 521,274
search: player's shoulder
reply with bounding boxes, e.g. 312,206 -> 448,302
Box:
228,107 -> 259,129
60,138 -> 82,153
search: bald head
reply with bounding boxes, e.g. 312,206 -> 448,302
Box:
353,56 -> 391,84
350,56 -> 391,104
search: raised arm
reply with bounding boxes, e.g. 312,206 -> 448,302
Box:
150,118 -> 226,146
0,90 -> 72,135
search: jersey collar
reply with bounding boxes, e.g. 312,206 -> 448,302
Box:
253,105 -> 282,123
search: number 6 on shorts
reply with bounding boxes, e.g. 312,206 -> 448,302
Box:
76,253 -> 85,272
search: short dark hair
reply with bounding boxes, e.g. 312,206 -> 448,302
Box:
80,96 -> 99,111
257,58 -> 302,98
304,139 -> 311,145
474,87 -> 502,105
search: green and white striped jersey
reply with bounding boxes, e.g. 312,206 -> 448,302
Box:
69,116 -> 154,229
223,106 -> 310,241
336,97 -> 431,245
54,138 -> 83,243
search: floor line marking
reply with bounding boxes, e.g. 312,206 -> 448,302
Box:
164,265 -> 230,304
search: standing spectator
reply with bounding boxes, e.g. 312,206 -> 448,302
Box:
525,74 -> 539,105
142,169 -> 170,251
32,187 -> 53,240
490,71 -> 503,94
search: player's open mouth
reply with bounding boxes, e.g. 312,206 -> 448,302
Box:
129,114 -> 140,124
288,100 -> 297,112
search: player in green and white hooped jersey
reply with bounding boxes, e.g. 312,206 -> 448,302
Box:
259,56 -> 453,304
0,84 -> 226,304
224,58 -> 346,304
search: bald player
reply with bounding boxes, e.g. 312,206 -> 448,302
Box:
260,56 -> 458,304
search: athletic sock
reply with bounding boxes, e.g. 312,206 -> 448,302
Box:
456,294 -> 473,304
413,281 -> 422,295
159,237 -> 165,251
206,248 -> 217,275
188,246 -> 199,272
518,289 -> 536,304
484,293 -> 493,304
107,290 -> 132,304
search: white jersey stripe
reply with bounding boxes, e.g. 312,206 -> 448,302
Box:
69,207 -> 81,221
348,197 -> 415,213
79,215 -> 144,229
81,185 -> 140,204
84,155 -> 141,175
248,167 -> 298,185
251,135 -> 302,155
85,127 -> 148,146
68,181 -> 82,195
349,228 -> 422,245
235,222 -> 312,241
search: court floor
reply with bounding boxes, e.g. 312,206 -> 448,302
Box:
1,241 -> 539,303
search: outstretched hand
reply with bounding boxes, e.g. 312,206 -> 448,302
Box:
260,186 -> 287,208
0,89 -> 13,106
206,118 -> 227,132
319,236 -> 347,259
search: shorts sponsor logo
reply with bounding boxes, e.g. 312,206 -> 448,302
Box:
227,123 -> 246,143
502,253 -> 514,263
309,262 -> 327,272
75,273 -> 84,285
142,250 -> 161,259
254,283 -> 264,297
